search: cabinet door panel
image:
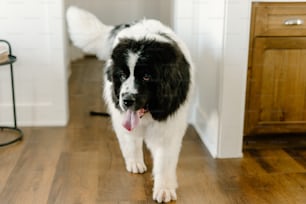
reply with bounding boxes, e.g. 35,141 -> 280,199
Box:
244,37 -> 306,135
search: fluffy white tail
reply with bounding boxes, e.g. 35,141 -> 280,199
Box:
66,6 -> 113,60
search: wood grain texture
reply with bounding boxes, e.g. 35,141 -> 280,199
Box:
0,57 -> 305,204
245,37 -> 306,135
245,2 -> 306,136
252,2 -> 306,37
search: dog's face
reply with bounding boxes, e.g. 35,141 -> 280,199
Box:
106,38 -> 190,130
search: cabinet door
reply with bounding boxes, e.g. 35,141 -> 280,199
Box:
244,37 -> 306,136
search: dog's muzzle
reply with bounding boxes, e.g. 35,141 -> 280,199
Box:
121,93 -> 149,131
122,93 -> 136,110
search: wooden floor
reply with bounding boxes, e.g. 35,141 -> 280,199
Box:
0,57 -> 305,204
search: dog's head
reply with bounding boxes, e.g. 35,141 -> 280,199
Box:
106,38 -> 190,131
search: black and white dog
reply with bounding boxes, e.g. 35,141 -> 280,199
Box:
66,7 -> 194,203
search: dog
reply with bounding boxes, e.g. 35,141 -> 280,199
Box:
66,7 -> 194,203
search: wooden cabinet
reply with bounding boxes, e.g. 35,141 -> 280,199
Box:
244,2 -> 306,136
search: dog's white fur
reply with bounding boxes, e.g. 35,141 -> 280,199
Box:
66,6 -> 113,60
66,6 -> 194,203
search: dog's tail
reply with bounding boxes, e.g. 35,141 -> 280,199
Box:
66,6 -> 113,60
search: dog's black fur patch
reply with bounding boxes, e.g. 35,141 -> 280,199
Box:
106,37 -> 190,121
109,24 -> 131,40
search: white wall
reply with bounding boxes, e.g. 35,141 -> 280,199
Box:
66,0 -> 172,26
0,0 -> 69,126
218,0 -> 251,158
173,0 -> 251,158
173,0 -> 226,157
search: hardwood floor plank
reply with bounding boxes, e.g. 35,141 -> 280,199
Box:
0,128 -> 32,192
177,155 -> 230,204
242,173 -> 306,204
284,148 -> 306,169
47,152 -> 100,204
118,200 -> 147,204
246,149 -> 276,173
246,149 -> 305,173
96,143 -> 147,202
0,128 -> 65,204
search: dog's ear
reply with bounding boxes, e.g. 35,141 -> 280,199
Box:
104,60 -> 122,109
66,6 -> 112,60
149,44 -> 190,121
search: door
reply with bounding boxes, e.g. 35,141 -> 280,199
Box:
244,37 -> 306,135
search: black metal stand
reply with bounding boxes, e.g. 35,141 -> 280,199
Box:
0,40 -> 23,146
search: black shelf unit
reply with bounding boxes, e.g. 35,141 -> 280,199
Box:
0,40 -> 23,146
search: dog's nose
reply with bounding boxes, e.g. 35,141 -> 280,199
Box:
123,99 -> 135,107
122,94 -> 136,108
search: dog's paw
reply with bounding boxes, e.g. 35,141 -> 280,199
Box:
153,188 -> 177,203
126,161 -> 147,174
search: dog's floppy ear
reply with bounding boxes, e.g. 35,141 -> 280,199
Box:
66,6 -> 113,60
149,43 -> 191,121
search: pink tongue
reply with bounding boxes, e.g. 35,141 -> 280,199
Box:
122,110 -> 140,131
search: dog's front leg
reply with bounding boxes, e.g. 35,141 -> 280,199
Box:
145,131 -> 184,203
116,132 -> 147,174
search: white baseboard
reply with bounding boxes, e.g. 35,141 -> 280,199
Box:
0,103 -> 68,127
190,105 -> 219,158
190,105 -> 244,158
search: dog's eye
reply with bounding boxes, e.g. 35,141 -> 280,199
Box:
143,74 -> 151,81
118,71 -> 127,81
120,74 -> 126,81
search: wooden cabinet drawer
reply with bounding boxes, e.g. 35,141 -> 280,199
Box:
253,2 -> 306,36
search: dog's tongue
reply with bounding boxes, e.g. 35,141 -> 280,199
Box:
122,110 -> 140,131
